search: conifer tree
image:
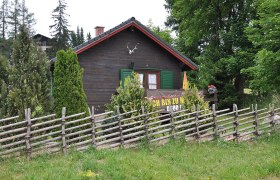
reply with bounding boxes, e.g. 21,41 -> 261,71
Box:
0,0 -> 8,39
7,0 -> 20,38
53,48 -> 89,116
8,25 -> 52,117
20,0 -> 35,35
49,0 -> 70,52
86,32 -> 91,41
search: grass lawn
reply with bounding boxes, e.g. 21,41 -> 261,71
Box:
0,132 -> 280,180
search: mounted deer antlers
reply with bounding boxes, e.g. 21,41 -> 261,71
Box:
127,42 -> 140,54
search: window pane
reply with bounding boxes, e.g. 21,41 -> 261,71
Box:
148,74 -> 157,89
138,73 -> 144,88
148,74 -> 157,84
149,85 -> 157,89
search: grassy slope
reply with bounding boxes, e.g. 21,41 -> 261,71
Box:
0,133 -> 280,180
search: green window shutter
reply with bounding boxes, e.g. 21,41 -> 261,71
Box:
120,69 -> 133,86
160,70 -> 173,89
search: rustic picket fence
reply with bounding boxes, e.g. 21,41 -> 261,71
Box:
0,104 -> 279,160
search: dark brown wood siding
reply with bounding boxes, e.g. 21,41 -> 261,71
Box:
78,28 -> 185,112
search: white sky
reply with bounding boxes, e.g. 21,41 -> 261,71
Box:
25,0 -> 169,38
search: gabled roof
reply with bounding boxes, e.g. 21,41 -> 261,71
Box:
54,17 -> 198,70
33,34 -> 51,41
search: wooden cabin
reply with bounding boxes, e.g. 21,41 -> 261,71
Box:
54,17 -> 198,113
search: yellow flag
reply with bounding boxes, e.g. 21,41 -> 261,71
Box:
182,71 -> 189,90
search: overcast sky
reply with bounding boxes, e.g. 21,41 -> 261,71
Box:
25,0 -> 169,37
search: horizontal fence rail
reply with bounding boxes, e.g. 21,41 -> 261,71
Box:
0,103 -> 280,159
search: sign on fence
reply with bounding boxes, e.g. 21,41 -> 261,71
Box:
146,89 -> 184,112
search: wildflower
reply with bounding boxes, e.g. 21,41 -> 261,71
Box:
81,170 -> 97,178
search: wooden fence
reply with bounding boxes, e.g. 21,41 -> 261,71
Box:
0,104 -> 279,160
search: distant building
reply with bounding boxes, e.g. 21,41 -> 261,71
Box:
33,34 -> 52,51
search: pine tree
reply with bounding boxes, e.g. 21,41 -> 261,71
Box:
20,0 -> 36,35
49,0 -> 70,52
53,48 -> 89,116
8,25 -> 52,117
70,30 -> 77,47
7,0 -> 20,39
0,0 -> 8,39
86,32 -> 91,41
80,27 -> 84,44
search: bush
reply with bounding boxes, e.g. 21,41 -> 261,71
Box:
182,84 -> 209,111
106,72 -> 155,117
53,49 -> 89,116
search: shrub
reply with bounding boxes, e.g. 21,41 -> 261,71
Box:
53,49 -> 89,116
106,72 -> 155,116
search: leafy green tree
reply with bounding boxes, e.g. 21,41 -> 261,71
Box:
165,0 -> 257,108
244,0 -> 280,95
49,0 -> 70,52
147,19 -> 174,45
8,25 -> 52,117
106,73 -> 155,116
0,55 -> 8,117
53,48 -> 89,116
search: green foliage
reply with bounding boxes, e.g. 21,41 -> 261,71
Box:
70,26 -> 86,47
147,19 -> 174,45
244,0 -> 280,95
182,85 -> 209,111
0,55 -> 8,117
106,72 -> 155,115
165,0 -> 257,108
53,48 -> 89,116
7,25 -> 52,117
0,38 -> 13,58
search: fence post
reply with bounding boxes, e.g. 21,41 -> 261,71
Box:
195,104 -> 200,140
269,104 -> 275,133
117,106 -> 124,148
90,106 -> 97,149
170,108 -> 176,139
25,108 -> 32,160
61,107 -> 67,154
233,104 -> 240,143
253,104 -> 260,137
212,104 -> 219,139
141,106 -> 149,143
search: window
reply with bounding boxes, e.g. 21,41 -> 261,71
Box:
120,69 -> 174,90
148,74 -> 157,89
136,71 -> 160,89
138,73 -> 144,88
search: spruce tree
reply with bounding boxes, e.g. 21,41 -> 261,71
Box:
70,30 -> 77,47
49,0 -> 70,52
20,0 -> 36,35
8,25 -> 52,117
7,0 -> 20,39
86,32 -> 91,41
53,48 -> 89,116
0,0 -> 8,39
